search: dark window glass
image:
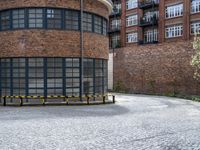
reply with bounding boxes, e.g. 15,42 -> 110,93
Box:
83,59 -> 94,95
94,16 -> 102,34
83,13 -> 92,32
12,9 -> 25,29
1,59 -> 11,96
28,8 -> 43,28
103,19 -> 107,35
47,58 -> 63,95
0,11 -> 10,30
47,9 -> 62,29
65,10 -> 79,30
28,58 -> 44,95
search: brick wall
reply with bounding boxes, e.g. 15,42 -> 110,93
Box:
113,41 -> 200,95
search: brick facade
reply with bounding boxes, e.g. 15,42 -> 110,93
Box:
113,40 -> 200,95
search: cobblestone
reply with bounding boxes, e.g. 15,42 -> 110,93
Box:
0,94 -> 200,150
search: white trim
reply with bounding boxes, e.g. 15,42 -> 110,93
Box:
98,0 -> 113,14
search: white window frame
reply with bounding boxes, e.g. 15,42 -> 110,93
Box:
191,21 -> 200,34
126,14 -> 138,27
165,4 -> 183,18
126,0 -> 138,10
165,24 -> 183,38
191,0 -> 200,13
126,32 -> 138,43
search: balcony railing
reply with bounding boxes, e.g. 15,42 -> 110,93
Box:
139,16 -> 158,27
139,0 -> 159,9
138,39 -> 158,45
108,25 -> 121,34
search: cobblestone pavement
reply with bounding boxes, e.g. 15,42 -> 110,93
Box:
0,94 -> 200,150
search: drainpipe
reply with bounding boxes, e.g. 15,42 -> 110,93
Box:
80,0 -> 84,101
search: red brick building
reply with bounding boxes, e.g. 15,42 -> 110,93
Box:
0,0 -> 112,100
109,0 -> 200,95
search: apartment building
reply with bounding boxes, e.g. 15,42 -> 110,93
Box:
109,0 -> 200,48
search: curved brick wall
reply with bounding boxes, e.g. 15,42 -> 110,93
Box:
0,0 -> 110,59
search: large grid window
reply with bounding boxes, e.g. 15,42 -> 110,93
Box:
165,24 -> 183,38
0,58 -> 107,97
66,58 -> 80,96
28,58 -> 44,96
191,21 -> 200,34
83,13 -> 92,32
28,8 -> 43,28
126,14 -> 138,27
126,0 -> 138,10
12,9 -> 25,29
166,4 -> 183,18
126,32 -> 138,43
65,10 -> 79,30
0,11 -> 10,30
84,59 -> 94,95
191,0 -> 200,13
94,16 -> 102,34
47,9 -> 62,29
47,58 -> 63,95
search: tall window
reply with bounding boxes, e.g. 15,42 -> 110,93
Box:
144,28 -> 158,43
94,16 -> 102,34
126,14 -> 138,26
28,8 -> 43,28
111,34 -> 120,48
191,21 -> 200,34
83,59 -> 94,95
47,9 -> 62,29
1,59 -> 11,96
95,60 -> 103,94
47,58 -> 63,95
102,19 -> 107,35
66,58 -> 80,96
191,0 -> 200,13
126,0 -> 138,10
28,58 -> 44,96
12,58 -> 26,96
166,4 -> 183,18
83,13 -> 92,32
165,24 -> 183,38
126,32 -> 138,43
0,11 -> 10,30
65,10 -> 79,30
12,9 -> 25,29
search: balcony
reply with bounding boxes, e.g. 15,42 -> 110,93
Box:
139,16 -> 158,27
139,0 -> 159,9
109,9 -> 122,17
108,25 -> 121,34
138,39 -> 158,45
